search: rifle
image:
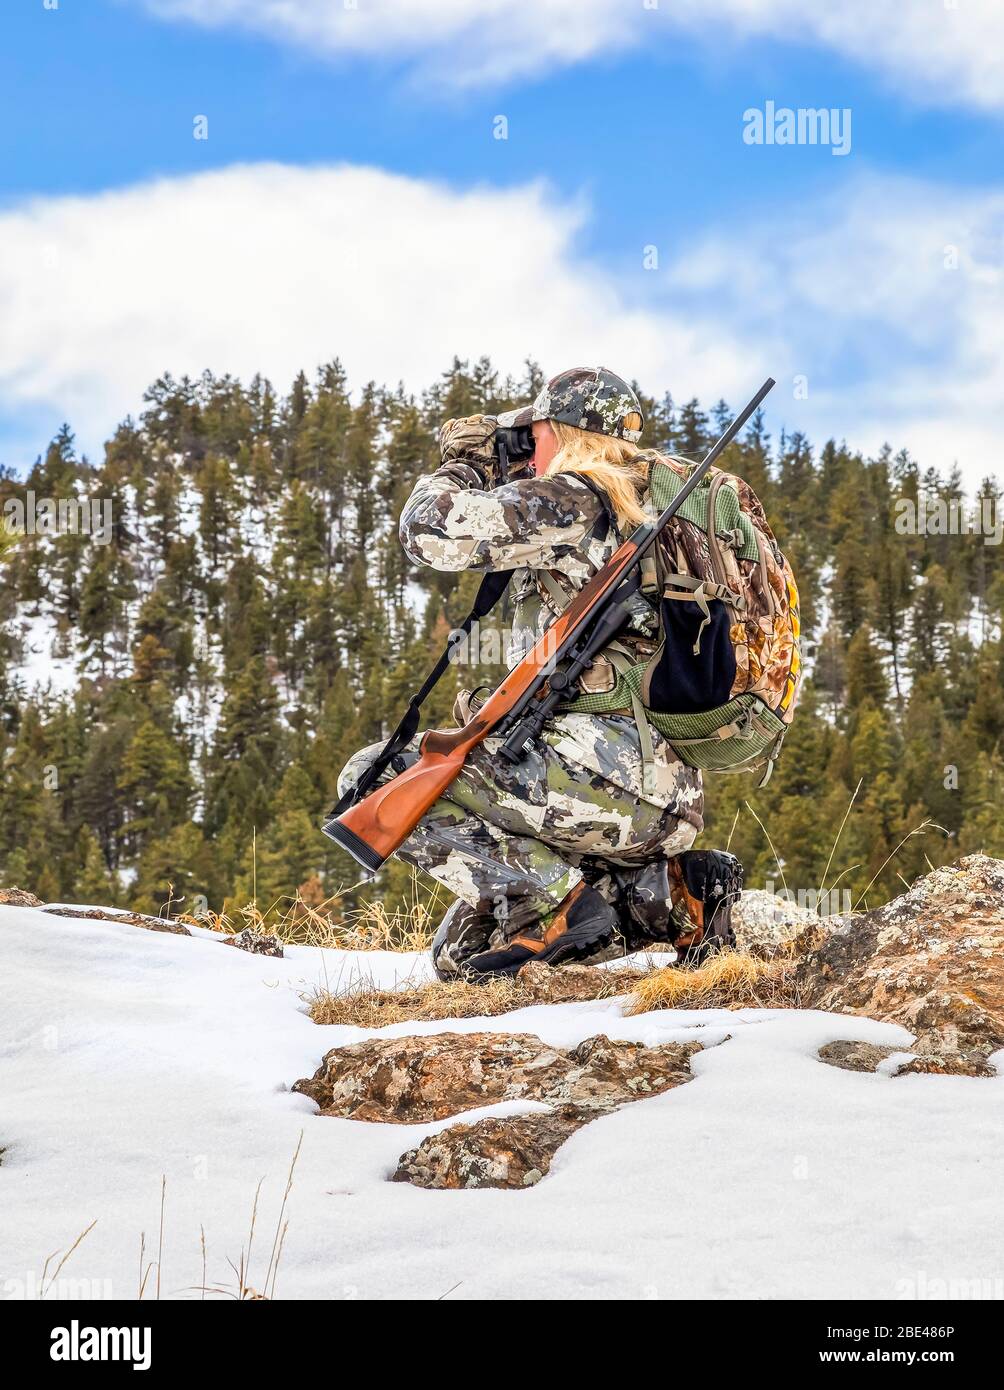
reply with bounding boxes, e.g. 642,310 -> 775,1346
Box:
324,377 -> 775,871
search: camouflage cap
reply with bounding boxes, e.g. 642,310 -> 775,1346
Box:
497,366 -> 645,443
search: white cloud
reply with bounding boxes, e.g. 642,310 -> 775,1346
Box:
661,173 -> 1004,479
0,161 -> 1000,485
137,0 -> 1004,110
0,162 -> 744,462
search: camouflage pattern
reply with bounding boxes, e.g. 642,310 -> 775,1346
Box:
650,458 -> 802,721
337,456 -> 705,975
496,367 -> 644,442
401,464 -> 658,653
399,463 -> 693,807
438,414 -> 497,473
338,729 -> 700,976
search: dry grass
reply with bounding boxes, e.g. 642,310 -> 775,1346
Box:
304,961 -> 643,1027
179,872 -> 438,953
308,952 -> 799,1028
332,893 -> 438,952
38,1219 -> 98,1300
306,974 -> 536,1027
304,944 -> 803,1029
187,1133 -> 302,1301
625,950 -> 799,1016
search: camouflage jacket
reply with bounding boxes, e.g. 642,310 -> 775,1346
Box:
399,462 -> 703,820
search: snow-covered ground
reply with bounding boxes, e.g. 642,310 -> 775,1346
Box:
2,902 -> 1003,1301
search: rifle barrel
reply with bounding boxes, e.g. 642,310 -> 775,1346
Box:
639,375 -> 775,558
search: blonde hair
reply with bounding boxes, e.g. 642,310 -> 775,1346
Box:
545,421 -> 651,529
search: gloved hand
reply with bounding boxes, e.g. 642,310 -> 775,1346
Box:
451,686 -> 487,727
438,414 -> 499,487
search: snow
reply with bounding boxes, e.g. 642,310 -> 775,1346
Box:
7,610 -> 79,698
2,902 -> 1003,1301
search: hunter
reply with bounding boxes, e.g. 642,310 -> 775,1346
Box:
338,367 -> 747,979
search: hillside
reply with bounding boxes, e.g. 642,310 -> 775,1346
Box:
1,359 -> 1003,924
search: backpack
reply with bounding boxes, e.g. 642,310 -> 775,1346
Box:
558,455 -> 802,786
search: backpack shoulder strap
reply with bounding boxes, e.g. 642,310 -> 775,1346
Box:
564,471 -> 615,543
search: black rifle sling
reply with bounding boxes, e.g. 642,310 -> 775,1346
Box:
330,567 -> 513,815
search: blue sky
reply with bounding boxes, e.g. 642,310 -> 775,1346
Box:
0,1 -> 1001,480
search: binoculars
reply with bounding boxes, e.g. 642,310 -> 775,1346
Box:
493,422 -> 536,482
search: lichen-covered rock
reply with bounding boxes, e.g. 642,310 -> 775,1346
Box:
294,1033 -> 569,1122
223,928 -> 284,957
731,889 -> 820,956
0,887 -> 43,907
795,855 -> 1004,1077
818,1040 -> 910,1074
542,1034 -> 700,1110
293,1031 -> 699,1124
394,1109 -> 586,1189
42,906 -> 190,935
295,1030 -> 701,1187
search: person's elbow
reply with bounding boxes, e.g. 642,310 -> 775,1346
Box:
399,516 -> 479,571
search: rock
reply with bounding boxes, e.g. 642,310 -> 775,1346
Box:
543,1033 -> 700,1110
222,928 -> 284,957
731,889 -> 820,956
294,1030 -> 701,1188
818,1040 -> 910,1074
41,907 -> 190,935
294,1033 -> 567,1121
0,887 -> 43,907
293,1031 -> 699,1124
895,1051 -> 997,1079
794,855 -> 1004,1077
394,1109 -> 586,1190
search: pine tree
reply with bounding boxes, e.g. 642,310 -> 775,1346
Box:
74,825 -> 117,905
845,627 -> 889,710
233,765 -> 321,913
676,399 -> 710,459
3,357 -> 1001,921
133,821 -> 220,917
117,719 -> 192,855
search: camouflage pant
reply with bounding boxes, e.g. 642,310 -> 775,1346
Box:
338,726 -> 701,976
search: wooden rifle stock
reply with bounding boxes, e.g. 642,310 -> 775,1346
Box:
326,376 -> 775,870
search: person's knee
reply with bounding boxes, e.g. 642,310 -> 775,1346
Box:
336,741 -> 385,799
337,735 -> 426,799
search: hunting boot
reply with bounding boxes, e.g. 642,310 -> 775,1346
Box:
613,850 -> 743,967
430,900 -> 494,980
669,849 -> 743,967
461,881 -> 620,979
